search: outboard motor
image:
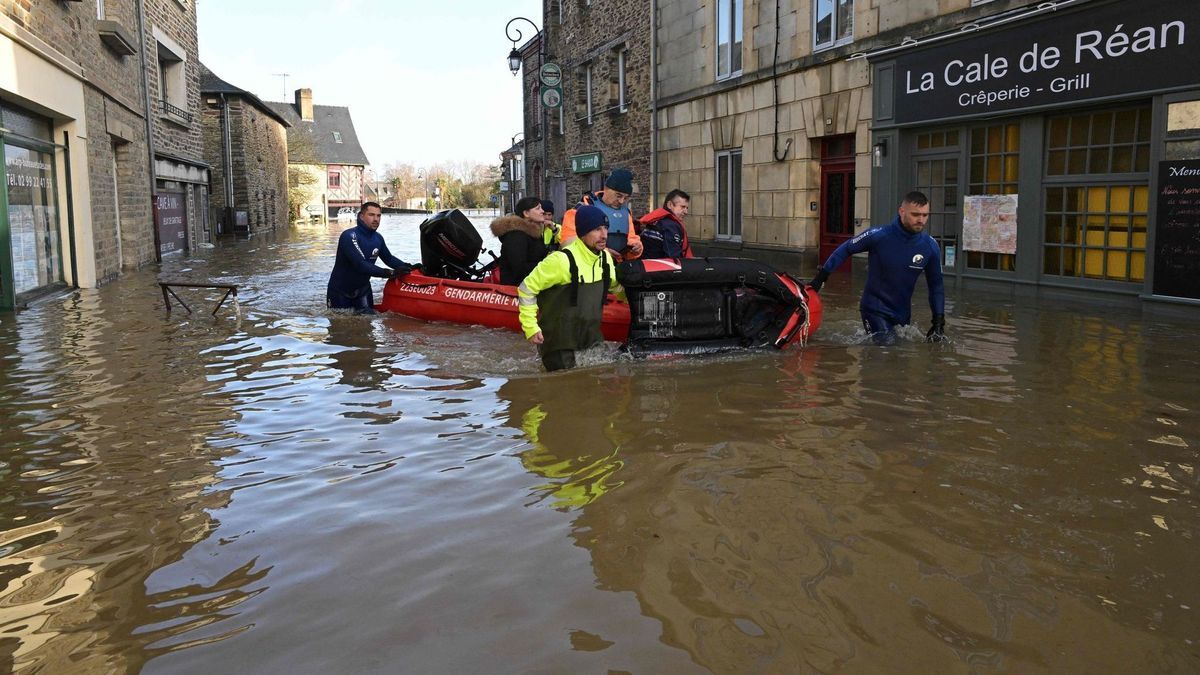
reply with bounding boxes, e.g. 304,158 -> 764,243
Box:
418,209 -> 496,281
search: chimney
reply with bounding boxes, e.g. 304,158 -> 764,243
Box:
295,88 -> 313,121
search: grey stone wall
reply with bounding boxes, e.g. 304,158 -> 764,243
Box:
2,0 -> 156,281
143,0 -> 203,163
541,0 -> 652,216
201,98 -> 288,234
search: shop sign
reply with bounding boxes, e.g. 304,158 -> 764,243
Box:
887,0 -> 1200,124
156,192 -> 187,255
570,152 -> 602,174
540,85 -> 562,109
1152,159 -> 1200,300
539,62 -> 563,87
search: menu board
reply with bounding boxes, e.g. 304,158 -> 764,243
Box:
1152,159 -> 1200,300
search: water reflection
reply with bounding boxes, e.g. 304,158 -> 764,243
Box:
0,218 -> 1194,672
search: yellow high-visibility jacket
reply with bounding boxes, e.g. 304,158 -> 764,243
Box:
517,238 -> 624,339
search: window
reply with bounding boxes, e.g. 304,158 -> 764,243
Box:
716,149 -> 743,238
1042,105 -> 1151,283
328,170 -> 341,188
332,131 -> 343,144
156,39 -> 188,121
617,48 -> 628,113
814,0 -> 853,51
967,123 -> 1020,271
716,0 -> 743,80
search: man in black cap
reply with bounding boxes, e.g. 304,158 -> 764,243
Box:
561,168 -> 643,261
518,205 -> 625,371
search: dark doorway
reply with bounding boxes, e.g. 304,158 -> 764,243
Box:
819,135 -> 856,266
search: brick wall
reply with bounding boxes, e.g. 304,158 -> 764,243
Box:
541,0 -> 653,216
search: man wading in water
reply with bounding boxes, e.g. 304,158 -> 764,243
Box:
518,205 -> 625,371
809,191 -> 947,345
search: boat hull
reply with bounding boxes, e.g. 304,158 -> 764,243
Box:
377,272 -> 631,342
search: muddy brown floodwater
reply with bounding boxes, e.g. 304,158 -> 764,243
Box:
0,214 -> 1196,672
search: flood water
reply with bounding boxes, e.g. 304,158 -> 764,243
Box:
0,213 -> 1197,672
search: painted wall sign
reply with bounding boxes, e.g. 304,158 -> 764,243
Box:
1152,159 -> 1200,300
156,191 -> 187,255
887,0 -> 1200,124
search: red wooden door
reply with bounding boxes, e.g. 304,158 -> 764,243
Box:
818,135 -> 856,268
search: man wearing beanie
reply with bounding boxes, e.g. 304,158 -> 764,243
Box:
518,204 -> 626,371
561,168 -> 643,262
539,199 -> 561,249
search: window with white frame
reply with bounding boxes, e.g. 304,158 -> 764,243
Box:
617,48 -> 628,113
716,149 -> 743,238
814,0 -> 853,51
716,0 -> 743,80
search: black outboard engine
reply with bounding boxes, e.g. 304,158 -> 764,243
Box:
418,209 -> 496,280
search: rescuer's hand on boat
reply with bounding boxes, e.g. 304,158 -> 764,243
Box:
926,314 -> 946,342
808,267 -> 830,293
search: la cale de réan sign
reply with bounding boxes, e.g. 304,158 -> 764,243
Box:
887,0 -> 1200,125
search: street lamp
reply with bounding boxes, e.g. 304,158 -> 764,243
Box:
504,16 -> 547,196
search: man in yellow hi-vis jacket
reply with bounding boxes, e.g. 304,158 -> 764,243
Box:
518,205 -> 625,371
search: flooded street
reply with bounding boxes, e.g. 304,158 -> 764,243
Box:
0,213 -> 1196,672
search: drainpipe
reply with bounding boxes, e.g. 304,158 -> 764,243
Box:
62,131 -> 78,286
220,93 -> 234,228
649,0 -> 658,201
135,0 -> 162,261
772,0 -> 792,162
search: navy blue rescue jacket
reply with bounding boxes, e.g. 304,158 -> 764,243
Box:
327,220 -> 409,297
821,216 -> 945,324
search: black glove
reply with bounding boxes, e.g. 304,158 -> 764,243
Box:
389,264 -> 413,279
926,314 -> 946,342
808,267 -> 830,293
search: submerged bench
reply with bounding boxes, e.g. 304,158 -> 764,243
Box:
158,280 -> 239,316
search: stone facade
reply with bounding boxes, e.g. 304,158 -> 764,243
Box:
200,73 -> 289,236
654,0 -> 1038,270
1,0 -> 157,287
537,0 -> 652,218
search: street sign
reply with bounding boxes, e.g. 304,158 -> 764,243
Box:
540,85 -> 562,109
570,152 -> 602,174
539,62 -> 562,87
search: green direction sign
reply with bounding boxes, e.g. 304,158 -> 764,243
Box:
539,62 -> 563,87
540,85 -> 562,109
570,152 -> 602,174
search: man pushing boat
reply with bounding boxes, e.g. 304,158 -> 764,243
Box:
326,202 -> 418,314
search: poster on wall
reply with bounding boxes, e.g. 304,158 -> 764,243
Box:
1152,159 -> 1200,300
962,195 -> 1018,254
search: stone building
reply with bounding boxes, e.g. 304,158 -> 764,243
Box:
652,0 -> 1200,303
142,0 -> 208,256
199,64 -> 289,236
1,0 -> 206,311
526,0 -> 652,220
266,89 -> 369,219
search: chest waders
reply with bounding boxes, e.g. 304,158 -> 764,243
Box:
537,249 -> 611,371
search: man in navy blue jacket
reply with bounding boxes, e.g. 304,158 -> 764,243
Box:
809,191 -> 946,344
326,202 -> 416,314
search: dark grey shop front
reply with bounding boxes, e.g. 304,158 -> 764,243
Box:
869,0 -> 1200,303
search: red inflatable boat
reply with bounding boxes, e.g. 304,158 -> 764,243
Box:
377,272 -> 632,342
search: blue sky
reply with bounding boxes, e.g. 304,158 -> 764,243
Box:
198,0 -> 542,170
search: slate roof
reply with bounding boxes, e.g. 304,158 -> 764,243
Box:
264,97 -> 370,167
198,63 -> 291,127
